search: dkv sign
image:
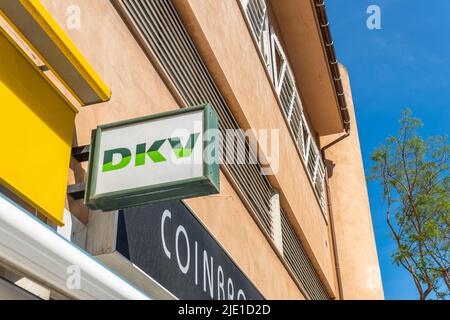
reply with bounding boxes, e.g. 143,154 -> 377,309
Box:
85,105 -> 220,211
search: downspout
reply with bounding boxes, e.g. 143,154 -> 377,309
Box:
315,0 -> 351,298
322,132 -> 350,300
324,162 -> 344,300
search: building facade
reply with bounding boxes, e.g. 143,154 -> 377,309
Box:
0,0 -> 383,300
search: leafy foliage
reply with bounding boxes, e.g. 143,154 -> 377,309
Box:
370,109 -> 449,300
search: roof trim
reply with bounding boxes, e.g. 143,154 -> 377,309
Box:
313,0 -> 350,132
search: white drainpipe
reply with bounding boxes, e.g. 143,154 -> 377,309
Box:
0,192 -> 151,300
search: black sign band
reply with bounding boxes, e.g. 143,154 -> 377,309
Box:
117,201 -> 264,300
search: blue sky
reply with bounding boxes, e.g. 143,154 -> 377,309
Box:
327,1 -> 450,299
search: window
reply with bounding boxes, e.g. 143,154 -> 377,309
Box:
271,32 -> 288,94
241,0 -> 328,220
242,0 -> 266,41
242,0 -> 273,82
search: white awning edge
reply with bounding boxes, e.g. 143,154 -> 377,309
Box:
0,192 -> 151,300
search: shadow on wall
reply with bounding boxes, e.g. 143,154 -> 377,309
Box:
324,159 -> 336,179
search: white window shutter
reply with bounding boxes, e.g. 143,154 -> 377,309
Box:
241,0 -> 267,42
271,32 -> 288,94
241,0 -> 329,220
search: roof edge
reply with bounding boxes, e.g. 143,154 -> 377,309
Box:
313,0 -> 350,133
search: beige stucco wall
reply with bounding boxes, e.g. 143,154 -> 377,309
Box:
39,0 -> 382,300
41,0 -> 304,300
321,65 -> 384,300
172,0 -> 338,295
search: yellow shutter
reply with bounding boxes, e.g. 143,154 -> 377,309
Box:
0,28 -> 76,226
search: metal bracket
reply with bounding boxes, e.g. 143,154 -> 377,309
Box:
67,145 -> 90,200
67,182 -> 86,200
71,145 -> 90,162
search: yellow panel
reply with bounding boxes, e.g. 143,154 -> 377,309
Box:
0,29 -> 75,226
20,0 -> 111,103
0,0 -> 111,105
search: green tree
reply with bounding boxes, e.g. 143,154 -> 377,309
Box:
370,109 -> 449,300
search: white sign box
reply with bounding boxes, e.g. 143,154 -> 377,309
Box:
85,105 -> 219,211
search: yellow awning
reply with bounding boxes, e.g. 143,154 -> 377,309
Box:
0,0 -> 111,225
0,0 -> 111,106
